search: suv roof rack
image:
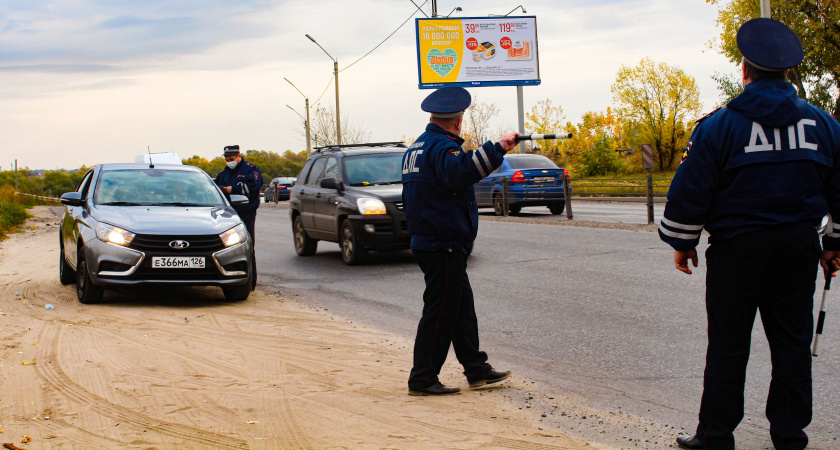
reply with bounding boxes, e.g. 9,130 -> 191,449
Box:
314,142 -> 408,152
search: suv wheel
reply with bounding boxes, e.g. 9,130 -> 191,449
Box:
76,249 -> 103,304
59,234 -> 75,285
492,193 -> 505,216
293,215 -> 318,256
548,203 -> 565,215
340,220 -> 368,265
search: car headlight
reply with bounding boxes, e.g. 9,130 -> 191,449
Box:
220,223 -> 248,247
356,198 -> 387,215
96,223 -> 135,247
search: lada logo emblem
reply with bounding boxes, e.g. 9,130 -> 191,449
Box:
169,240 -> 190,249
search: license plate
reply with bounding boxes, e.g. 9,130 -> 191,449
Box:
532,176 -> 555,183
152,257 -> 205,269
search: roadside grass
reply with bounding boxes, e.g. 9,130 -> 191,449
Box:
0,186 -> 53,241
571,170 -> 676,198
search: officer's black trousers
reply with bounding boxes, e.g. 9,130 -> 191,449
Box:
408,249 -> 491,389
697,227 -> 819,450
241,214 -> 257,289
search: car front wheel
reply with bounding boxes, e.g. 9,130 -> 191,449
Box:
492,193 -> 505,216
59,235 -> 75,285
293,215 -> 318,256
340,220 -> 368,266
222,271 -> 251,302
76,249 -> 103,304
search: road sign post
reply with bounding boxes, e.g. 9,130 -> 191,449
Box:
641,144 -> 654,224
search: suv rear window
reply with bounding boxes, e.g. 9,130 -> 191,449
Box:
506,155 -> 560,170
344,153 -> 403,186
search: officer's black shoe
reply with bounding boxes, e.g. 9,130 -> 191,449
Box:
468,369 -> 512,388
408,383 -> 461,396
676,434 -> 707,449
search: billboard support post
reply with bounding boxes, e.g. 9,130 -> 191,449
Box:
517,86 -> 525,153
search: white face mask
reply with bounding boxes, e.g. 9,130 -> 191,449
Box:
226,160 -> 238,170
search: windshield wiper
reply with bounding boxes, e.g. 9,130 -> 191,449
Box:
145,202 -> 207,207
99,202 -> 145,206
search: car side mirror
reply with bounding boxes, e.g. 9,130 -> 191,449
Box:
229,194 -> 249,207
60,192 -> 84,207
320,177 -> 342,191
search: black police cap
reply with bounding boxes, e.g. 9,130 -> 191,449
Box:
223,145 -> 240,156
737,18 -> 803,71
421,86 -> 471,118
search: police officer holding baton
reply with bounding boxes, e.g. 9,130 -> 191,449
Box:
402,86 -> 518,396
659,19 -> 840,450
215,145 -> 263,290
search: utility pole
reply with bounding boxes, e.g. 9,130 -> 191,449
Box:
14,159 -> 18,190
431,0 -> 438,17
334,61 -> 341,145
760,0 -> 771,18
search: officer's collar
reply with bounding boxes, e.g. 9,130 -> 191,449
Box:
426,123 -> 465,145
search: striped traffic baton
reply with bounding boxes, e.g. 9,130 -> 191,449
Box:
514,133 -> 573,141
813,270 -> 831,357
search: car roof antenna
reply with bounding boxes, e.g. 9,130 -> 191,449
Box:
147,145 -> 154,169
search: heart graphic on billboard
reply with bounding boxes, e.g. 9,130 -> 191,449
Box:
427,49 -> 458,78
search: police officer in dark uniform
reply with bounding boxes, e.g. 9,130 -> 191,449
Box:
402,86 -> 519,396
660,19 -> 840,450
215,145 -> 263,289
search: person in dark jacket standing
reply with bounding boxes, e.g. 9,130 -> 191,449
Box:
402,86 -> 519,396
661,19 -> 840,450
215,145 -> 263,289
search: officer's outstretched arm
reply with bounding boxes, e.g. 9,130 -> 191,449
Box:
430,141 -> 507,191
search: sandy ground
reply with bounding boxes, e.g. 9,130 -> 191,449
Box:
0,206 -> 613,450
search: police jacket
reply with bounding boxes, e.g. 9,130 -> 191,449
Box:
214,158 -> 263,218
402,123 -> 507,254
660,79 -> 840,252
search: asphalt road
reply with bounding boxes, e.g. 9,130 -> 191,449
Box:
255,202 -> 839,449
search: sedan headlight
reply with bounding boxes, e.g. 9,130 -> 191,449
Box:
220,223 -> 248,247
96,223 -> 135,247
356,198 -> 387,215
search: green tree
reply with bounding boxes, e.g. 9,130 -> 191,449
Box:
611,57 -> 702,170
525,99 -> 566,163
707,0 -> 840,116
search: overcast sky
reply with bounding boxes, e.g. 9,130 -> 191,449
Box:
0,0 -> 736,171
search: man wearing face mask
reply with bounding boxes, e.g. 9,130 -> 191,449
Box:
215,145 -> 263,289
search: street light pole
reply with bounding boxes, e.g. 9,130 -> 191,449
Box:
305,34 -> 342,145
284,78 -> 312,154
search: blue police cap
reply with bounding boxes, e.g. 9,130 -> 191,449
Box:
421,86 -> 471,118
223,145 -> 240,156
737,18 -> 803,71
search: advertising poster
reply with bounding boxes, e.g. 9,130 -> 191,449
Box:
415,16 -> 540,89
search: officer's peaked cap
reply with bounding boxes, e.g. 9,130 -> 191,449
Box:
737,18 -> 803,71
223,145 -> 240,156
421,86 -> 471,118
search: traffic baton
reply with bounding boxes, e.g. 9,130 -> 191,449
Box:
813,270 -> 832,357
515,133 -> 573,141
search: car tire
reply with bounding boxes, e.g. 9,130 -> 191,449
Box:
222,272 -> 251,302
293,215 -> 318,256
59,235 -> 75,286
340,219 -> 368,266
548,203 -> 565,215
509,205 -> 522,215
492,193 -> 505,216
76,249 -> 103,304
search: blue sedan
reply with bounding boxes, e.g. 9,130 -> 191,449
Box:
474,154 -> 569,216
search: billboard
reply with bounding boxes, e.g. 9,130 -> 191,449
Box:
415,16 -> 540,89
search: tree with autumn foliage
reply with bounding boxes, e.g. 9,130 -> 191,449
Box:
706,0 -> 840,117
563,109 -> 629,176
611,57 -> 702,170
524,99 -> 567,164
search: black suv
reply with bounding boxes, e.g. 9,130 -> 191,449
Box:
289,142 -> 410,265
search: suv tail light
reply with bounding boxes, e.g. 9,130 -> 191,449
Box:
510,170 -> 526,183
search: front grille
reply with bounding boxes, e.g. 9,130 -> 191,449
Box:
130,234 -> 224,252
394,201 -> 404,212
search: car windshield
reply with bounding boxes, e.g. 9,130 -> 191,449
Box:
344,153 -> 404,186
94,168 -> 226,206
506,155 -> 560,170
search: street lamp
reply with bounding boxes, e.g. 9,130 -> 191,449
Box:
446,7 -> 462,17
305,33 -> 341,145
284,77 -> 312,155
505,5 -> 527,15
